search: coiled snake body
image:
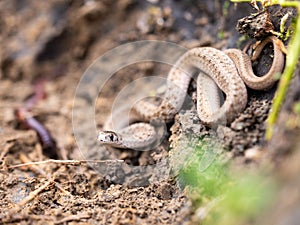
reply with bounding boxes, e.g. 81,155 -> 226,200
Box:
98,36 -> 285,149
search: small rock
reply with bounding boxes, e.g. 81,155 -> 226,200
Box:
244,146 -> 262,161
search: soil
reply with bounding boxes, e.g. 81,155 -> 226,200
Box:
0,1 -> 299,224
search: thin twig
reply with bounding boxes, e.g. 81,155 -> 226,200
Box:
7,159 -> 124,169
230,0 -> 300,139
1,213 -> 90,223
0,142 -> 14,161
58,143 -> 69,160
19,153 -> 71,195
0,214 -> 55,223
231,0 -> 299,8
266,2 -> 300,139
54,213 -> 91,224
4,180 -> 53,217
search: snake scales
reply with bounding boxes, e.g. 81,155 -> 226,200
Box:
98,36 -> 285,149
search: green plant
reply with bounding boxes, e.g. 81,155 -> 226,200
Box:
266,1 -> 300,139
231,0 -> 300,139
176,2 -> 298,223
175,138 -> 276,225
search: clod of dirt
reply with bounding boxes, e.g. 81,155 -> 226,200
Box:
237,10 -> 274,38
236,5 -> 297,39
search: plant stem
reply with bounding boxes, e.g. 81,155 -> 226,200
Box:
265,8 -> 300,139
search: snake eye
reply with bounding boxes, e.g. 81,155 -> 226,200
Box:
108,134 -> 114,141
108,133 -> 118,142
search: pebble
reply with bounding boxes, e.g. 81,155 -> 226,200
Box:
244,146 -> 262,160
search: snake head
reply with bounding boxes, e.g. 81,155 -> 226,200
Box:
97,131 -> 121,144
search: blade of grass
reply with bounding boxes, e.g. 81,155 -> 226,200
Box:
266,4 -> 300,139
230,0 -> 300,139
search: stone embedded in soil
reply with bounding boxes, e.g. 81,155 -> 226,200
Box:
169,95 -> 272,156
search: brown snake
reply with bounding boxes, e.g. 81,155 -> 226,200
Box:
97,36 -> 285,149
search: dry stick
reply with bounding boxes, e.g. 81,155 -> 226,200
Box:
19,153 -> 47,175
0,142 -> 14,161
4,180 -> 53,218
8,158 -> 124,169
54,213 -> 91,224
1,214 -> 55,223
1,213 -> 89,223
58,143 -> 68,160
27,214 -> 55,221
19,153 -> 71,196
7,157 -> 124,196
